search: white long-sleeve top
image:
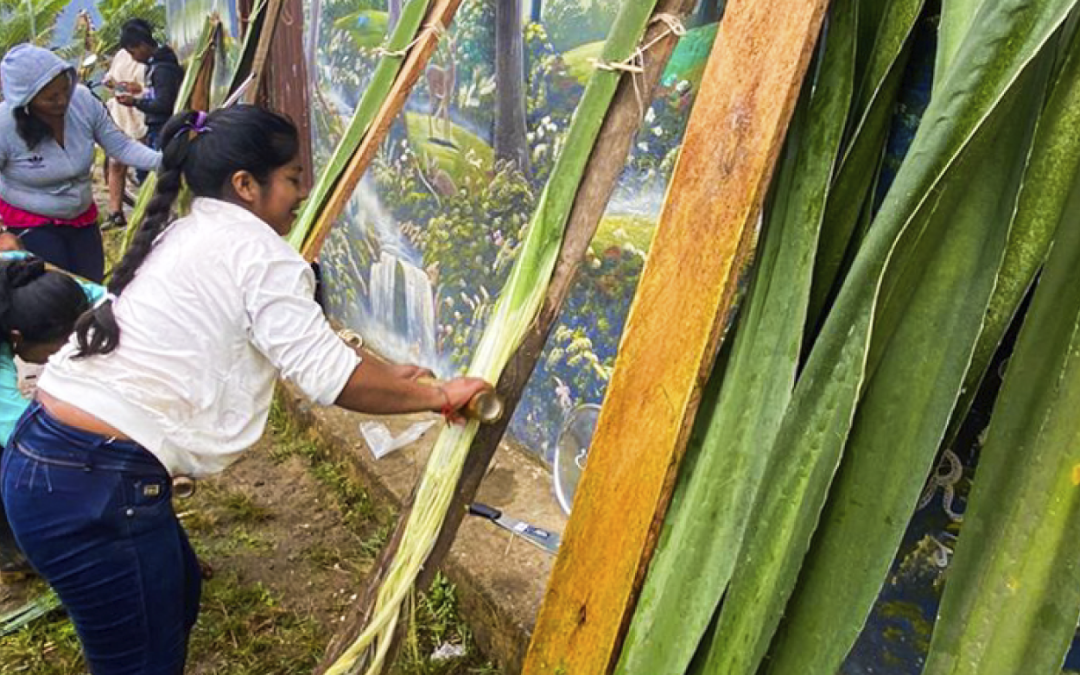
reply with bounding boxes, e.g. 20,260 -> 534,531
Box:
40,198 -> 360,477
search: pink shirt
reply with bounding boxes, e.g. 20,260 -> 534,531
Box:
0,197 -> 99,228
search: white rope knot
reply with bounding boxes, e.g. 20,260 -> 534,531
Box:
373,20 -> 448,59
589,11 -> 690,118
650,12 -> 687,37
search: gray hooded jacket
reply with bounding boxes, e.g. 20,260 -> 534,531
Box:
0,44 -> 161,220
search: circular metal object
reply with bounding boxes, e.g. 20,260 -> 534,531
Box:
553,404 -> 601,515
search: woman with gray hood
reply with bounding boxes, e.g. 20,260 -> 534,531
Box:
0,44 -> 162,282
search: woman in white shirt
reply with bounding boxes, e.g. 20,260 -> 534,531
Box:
102,46 -> 147,230
1,105 -> 490,675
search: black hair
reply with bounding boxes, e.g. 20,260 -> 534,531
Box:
0,258 -> 89,347
119,19 -> 158,50
14,106 -> 52,149
75,105 -> 300,357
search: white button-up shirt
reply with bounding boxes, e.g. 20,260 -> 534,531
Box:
40,198 -> 360,477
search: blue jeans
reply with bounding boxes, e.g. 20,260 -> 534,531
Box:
8,223 -> 105,283
1,403 -> 200,675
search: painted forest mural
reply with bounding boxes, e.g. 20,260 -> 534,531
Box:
307,0 -> 720,462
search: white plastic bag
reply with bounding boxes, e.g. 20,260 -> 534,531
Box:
359,420 -> 437,460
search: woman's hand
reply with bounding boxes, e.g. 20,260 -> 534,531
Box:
122,81 -> 143,95
115,93 -> 136,107
437,377 -> 494,424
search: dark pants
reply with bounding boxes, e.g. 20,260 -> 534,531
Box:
8,224 -> 105,283
1,403 -> 200,675
136,127 -> 162,184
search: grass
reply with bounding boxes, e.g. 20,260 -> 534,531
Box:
404,112 -> 495,185
590,213 -> 656,254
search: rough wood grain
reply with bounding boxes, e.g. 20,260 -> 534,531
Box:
521,0 -> 831,672
300,0 -> 465,262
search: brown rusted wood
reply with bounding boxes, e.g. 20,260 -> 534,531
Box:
243,0 -> 285,104
314,2 -> 696,671
265,0 -> 315,190
300,0 -> 466,262
521,0 -> 830,672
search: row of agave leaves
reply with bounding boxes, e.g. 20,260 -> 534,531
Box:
617,1 -> 1080,674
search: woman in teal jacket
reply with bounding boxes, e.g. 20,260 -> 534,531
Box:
0,253 -> 101,578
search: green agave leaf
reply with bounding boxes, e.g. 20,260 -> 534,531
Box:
286,0 -> 433,252
614,2 -> 855,672
699,2 -> 1078,673
936,0 -> 984,87
762,50 -> 1053,675
808,0 -> 923,332
945,18 -> 1080,449
922,115 -> 1080,675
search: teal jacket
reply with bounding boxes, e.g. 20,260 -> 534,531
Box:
0,251 -> 103,444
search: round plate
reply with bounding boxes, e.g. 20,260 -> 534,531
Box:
553,404 -> 601,515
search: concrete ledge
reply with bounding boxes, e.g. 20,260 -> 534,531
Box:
278,385 -> 567,672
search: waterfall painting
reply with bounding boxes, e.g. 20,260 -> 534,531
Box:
307,0 -> 721,462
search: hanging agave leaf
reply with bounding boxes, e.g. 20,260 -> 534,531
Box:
922,25 -> 1080,675
699,2 -> 1078,673
615,1 -> 855,671
807,0 -> 923,329
945,19 -> 1080,448
761,44 -> 1055,675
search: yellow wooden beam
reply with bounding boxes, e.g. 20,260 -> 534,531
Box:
521,0 -> 831,672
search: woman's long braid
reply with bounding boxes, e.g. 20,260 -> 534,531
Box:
75,112 -> 197,357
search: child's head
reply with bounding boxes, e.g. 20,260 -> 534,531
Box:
0,258 -> 89,364
75,105 -> 302,357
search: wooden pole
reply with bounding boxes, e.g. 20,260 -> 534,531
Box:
522,0 -> 830,672
299,0 -> 466,262
243,0 -> 285,104
315,1 -> 697,670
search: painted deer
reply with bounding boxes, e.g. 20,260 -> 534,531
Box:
424,37 -> 457,142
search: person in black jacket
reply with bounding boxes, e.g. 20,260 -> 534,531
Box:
114,19 -> 183,155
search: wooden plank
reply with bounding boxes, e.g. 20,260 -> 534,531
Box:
521,0 -> 831,672
299,0 -> 465,262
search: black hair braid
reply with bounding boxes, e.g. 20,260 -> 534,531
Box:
74,112 -> 198,357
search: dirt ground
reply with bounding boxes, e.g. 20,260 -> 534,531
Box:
0,398 -> 494,675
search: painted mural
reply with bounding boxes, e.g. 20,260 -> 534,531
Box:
307,0 -> 720,462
